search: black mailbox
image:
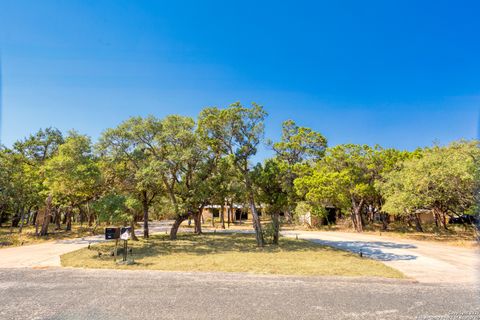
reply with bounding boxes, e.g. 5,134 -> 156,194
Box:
105,227 -> 120,240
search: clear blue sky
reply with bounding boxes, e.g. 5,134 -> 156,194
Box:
1,0 -> 479,159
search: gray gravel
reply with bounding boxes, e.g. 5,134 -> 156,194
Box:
0,268 -> 478,320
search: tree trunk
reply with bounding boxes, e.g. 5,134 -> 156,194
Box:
194,209 -> 203,234
62,209 -> 67,225
40,195 -> 53,236
18,206 -> 26,233
10,207 -> 20,230
351,212 -> 357,230
79,206 -> 85,227
406,215 -> 413,228
170,215 -> 187,240
227,201 -> 231,228
284,208 -> 293,224
433,210 -> 439,229
31,209 -> 38,226
380,213 -> 388,231
414,212 -> 423,232
248,191 -> 264,247
352,199 -> 364,232
88,213 -> 94,227
220,204 -> 225,229
130,220 -> 139,241
54,208 -> 61,230
66,207 -> 72,231
87,202 -> 94,227
440,210 -> 449,230
272,212 -> 280,245
142,191 -> 149,239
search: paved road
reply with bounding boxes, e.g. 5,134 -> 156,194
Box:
1,225 -> 479,319
0,268 -> 478,320
0,221 -> 175,268
282,230 -> 479,284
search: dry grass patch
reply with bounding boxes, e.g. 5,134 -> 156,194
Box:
61,233 -> 404,278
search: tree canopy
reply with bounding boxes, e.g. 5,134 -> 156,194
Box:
0,104 -> 478,243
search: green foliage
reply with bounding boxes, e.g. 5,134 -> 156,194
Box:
252,159 -> 287,215
270,120 -> 328,219
199,102 -> 267,245
261,221 -> 277,244
1,106 -> 478,237
0,128 -> 64,224
272,119 -> 327,164
295,144 -> 376,212
379,140 -> 480,218
92,193 -> 130,224
13,127 -> 63,163
43,131 -> 101,206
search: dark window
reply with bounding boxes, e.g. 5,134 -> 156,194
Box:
235,209 -> 248,220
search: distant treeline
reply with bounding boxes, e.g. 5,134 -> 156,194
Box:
1,103 -> 478,246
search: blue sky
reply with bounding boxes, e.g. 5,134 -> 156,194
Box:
0,0 -> 479,159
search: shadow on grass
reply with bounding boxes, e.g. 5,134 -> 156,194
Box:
93,233 -> 338,261
308,239 -> 418,261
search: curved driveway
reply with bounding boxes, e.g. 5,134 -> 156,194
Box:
282,230 -> 479,284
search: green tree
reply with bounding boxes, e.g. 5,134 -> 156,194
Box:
97,117 -> 163,238
380,141 -> 480,230
295,144 -> 378,232
199,102 -> 267,246
13,128 -> 64,164
252,159 -> 287,244
43,132 -> 101,231
6,128 -> 64,231
271,120 -> 327,222
124,114 -> 218,239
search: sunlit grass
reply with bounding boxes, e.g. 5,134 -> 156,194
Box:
61,232 -> 404,278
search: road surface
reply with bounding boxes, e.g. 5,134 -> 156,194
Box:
0,224 -> 479,319
0,268 -> 479,320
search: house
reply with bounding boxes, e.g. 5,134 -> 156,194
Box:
298,206 -> 337,227
201,204 -> 253,222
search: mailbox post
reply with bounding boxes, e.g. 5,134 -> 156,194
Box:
104,227 -> 132,263
120,227 -> 132,262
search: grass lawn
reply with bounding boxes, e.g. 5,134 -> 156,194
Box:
0,224 -> 102,248
61,232 -> 404,278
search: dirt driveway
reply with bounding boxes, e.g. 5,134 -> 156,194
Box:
282,230 -> 479,284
